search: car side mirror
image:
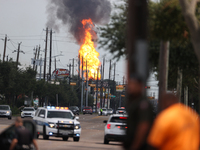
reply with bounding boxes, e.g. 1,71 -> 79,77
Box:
75,116 -> 79,120
39,114 -> 44,118
103,120 -> 107,123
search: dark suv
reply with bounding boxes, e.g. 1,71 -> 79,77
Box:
69,106 -> 79,115
83,106 -> 92,115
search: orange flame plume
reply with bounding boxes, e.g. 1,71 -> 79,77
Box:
79,18 -> 101,80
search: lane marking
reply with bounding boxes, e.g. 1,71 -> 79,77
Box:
92,116 -> 102,119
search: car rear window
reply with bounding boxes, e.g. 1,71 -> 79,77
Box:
110,116 -> 127,123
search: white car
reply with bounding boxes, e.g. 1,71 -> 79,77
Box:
116,107 -> 126,114
103,114 -> 127,144
21,107 -> 35,118
33,106 -> 81,142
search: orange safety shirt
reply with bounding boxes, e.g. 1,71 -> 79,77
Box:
148,103 -> 200,150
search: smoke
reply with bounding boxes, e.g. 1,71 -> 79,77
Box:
46,0 -> 111,45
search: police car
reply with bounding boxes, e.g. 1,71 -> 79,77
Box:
33,106 -> 81,141
103,114 -> 127,144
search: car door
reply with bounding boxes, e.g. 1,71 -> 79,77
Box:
35,109 -> 46,133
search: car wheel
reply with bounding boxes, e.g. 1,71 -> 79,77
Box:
63,137 -> 69,141
8,116 -> 11,120
90,113 -> 92,115
104,136 -> 109,144
83,113 -> 85,115
73,137 -> 80,142
43,126 -> 49,140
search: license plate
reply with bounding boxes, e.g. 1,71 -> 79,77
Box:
60,130 -> 72,135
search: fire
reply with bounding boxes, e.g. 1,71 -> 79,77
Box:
79,18 -> 101,80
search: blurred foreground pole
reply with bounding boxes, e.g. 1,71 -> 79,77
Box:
127,0 -> 148,86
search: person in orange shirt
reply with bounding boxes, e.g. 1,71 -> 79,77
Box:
147,93 -> 200,150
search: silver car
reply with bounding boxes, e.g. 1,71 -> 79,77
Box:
107,108 -> 113,115
0,105 -> 12,119
21,107 -> 35,118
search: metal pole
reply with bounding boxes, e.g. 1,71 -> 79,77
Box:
81,56 -> 84,112
86,60 -> 88,106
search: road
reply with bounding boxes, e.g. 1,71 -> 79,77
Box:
0,114 -> 123,150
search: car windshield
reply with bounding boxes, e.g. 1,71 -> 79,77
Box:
23,108 -> 34,111
47,111 -> 73,119
102,109 -> 107,111
108,109 -> 112,111
0,106 -> 9,110
110,116 -> 127,123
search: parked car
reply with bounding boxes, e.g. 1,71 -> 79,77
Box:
0,120 -> 37,150
69,106 -> 79,115
103,114 -> 127,144
83,106 -> 92,115
107,108 -> 113,115
0,105 -> 12,119
21,107 -> 35,118
116,107 -> 126,114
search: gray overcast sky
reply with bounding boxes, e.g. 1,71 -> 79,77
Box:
0,0 -> 126,83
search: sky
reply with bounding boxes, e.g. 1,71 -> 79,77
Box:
0,0 -> 126,83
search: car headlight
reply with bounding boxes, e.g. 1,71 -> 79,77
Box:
74,124 -> 80,129
6,111 -> 10,114
48,122 -> 55,128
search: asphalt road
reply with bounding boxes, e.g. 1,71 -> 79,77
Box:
0,114 -> 123,150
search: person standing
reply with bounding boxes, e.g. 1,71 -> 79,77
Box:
147,93 -> 200,150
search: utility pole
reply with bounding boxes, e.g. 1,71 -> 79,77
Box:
107,60 -> 111,108
6,55 -> 9,62
96,68 -> 99,112
78,56 -> 80,86
86,60 -> 88,106
68,63 -> 71,84
43,27 -> 48,81
2,35 -> 9,62
73,58 -> 75,77
39,57 -> 42,80
13,42 -> 24,68
100,65 -> 103,108
49,29 -> 53,81
55,58 -> 57,81
33,46 -> 38,70
102,57 -> 105,107
81,56 -> 84,112
35,45 -> 40,72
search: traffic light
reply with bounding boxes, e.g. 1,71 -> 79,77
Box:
145,86 -> 150,89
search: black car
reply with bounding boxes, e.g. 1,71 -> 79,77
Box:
0,120 -> 37,150
69,106 -> 79,115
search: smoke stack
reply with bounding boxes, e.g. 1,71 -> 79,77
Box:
46,0 -> 111,45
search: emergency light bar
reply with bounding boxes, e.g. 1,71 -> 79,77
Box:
47,106 -> 68,110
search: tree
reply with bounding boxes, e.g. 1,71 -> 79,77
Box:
179,0 -> 200,113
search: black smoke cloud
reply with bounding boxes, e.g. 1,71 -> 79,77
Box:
46,0 -> 111,45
